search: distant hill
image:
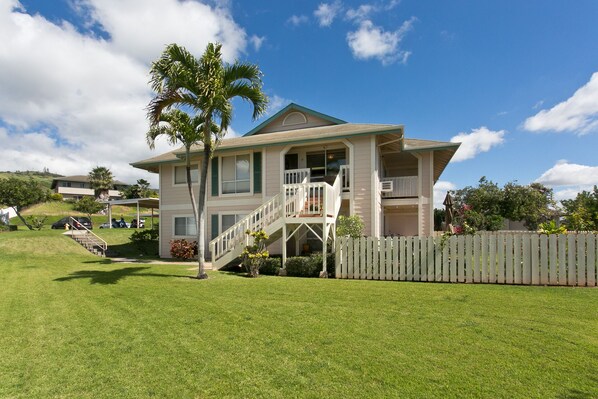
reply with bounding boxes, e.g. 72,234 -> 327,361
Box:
0,170 -> 63,189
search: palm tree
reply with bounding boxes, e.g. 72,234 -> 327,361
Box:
146,109 -> 217,225
88,166 -> 114,201
148,42 -> 268,279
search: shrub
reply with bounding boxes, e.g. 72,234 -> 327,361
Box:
285,256 -> 320,277
241,230 -> 269,278
49,193 -> 63,201
308,253 -> 337,278
26,216 -> 47,231
130,228 -> 159,243
336,215 -> 364,238
260,257 -> 281,276
170,239 -> 197,260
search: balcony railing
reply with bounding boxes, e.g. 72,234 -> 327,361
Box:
381,176 -> 418,198
284,165 -> 351,192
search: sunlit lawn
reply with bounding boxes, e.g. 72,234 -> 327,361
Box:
0,230 -> 596,398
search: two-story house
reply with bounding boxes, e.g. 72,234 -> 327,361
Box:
51,176 -> 129,200
132,104 -> 460,269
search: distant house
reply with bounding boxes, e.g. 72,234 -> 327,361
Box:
0,207 -> 17,224
51,176 -> 129,200
132,103 -> 460,267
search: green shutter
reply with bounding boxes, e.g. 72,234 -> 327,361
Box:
211,214 -> 219,240
211,157 -> 219,196
253,152 -> 262,194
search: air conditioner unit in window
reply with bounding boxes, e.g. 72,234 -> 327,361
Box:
380,180 -> 393,193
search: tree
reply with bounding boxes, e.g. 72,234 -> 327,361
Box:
336,215 -> 364,238
502,182 -> 554,230
561,186 -> 598,231
122,179 -> 155,199
88,166 -> 114,200
74,196 -> 105,219
148,42 -> 268,279
452,177 -> 554,231
146,109 -> 216,224
0,178 -> 49,230
453,177 -> 504,231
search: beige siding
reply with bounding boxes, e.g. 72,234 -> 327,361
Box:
160,162 -> 202,207
256,112 -> 336,135
419,152 -> 434,236
348,136 -> 373,235
384,212 -> 418,236
264,145 -> 283,197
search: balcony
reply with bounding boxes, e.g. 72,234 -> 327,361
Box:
380,176 -> 418,198
284,165 -> 350,191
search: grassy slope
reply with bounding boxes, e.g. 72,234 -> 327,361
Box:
10,202 -> 158,229
0,171 -> 61,189
0,230 -> 597,399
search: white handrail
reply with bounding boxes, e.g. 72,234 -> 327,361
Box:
69,216 -> 108,251
284,168 -> 310,184
339,165 -> 350,191
209,193 -> 283,261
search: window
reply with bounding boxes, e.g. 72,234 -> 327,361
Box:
174,216 -> 197,236
175,165 -> 198,185
306,149 -> 346,179
221,154 -> 250,194
221,214 -> 245,233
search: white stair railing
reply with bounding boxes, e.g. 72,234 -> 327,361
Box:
69,217 -> 107,255
210,174 -> 345,263
209,193 -> 283,262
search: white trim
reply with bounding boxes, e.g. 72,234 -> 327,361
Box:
172,162 -> 199,188
172,214 -> 197,238
341,139 -> 355,215
219,151 -> 254,197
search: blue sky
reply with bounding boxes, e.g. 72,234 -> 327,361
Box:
1,0 -> 597,207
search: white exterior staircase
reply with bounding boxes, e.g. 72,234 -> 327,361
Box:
209,173 -> 344,269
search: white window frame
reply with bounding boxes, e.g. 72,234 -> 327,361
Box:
219,212 -> 248,234
219,151 -> 254,197
172,163 -> 199,187
172,215 -> 197,238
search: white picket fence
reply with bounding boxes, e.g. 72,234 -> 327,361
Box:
335,233 -> 598,287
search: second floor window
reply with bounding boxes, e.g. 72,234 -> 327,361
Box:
221,154 -> 250,194
175,165 -> 198,185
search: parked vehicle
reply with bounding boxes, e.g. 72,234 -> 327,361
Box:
130,219 -> 145,228
51,217 -> 93,230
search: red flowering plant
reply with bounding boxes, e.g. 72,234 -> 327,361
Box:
170,239 -> 198,260
441,204 -> 476,247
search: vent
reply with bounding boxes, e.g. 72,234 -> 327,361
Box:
282,111 -> 307,126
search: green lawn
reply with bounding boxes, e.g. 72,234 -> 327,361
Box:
0,230 -> 597,398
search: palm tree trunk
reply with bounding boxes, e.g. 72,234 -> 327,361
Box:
196,144 -> 211,279
184,149 -> 199,224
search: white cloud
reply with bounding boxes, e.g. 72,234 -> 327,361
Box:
449,126 -> 505,162
0,0 -> 251,186
265,95 -> 291,116
314,1 -> 342,27
534,160 -> 598,203
535,160 -> 598,187
346,17 -> 416,65
249,35 -> 265,51
73,0 -> 247,64
434,180 -> 456,209
345,4 -> 376,22
523,72 -> 598,135
287,14 -> 309,26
